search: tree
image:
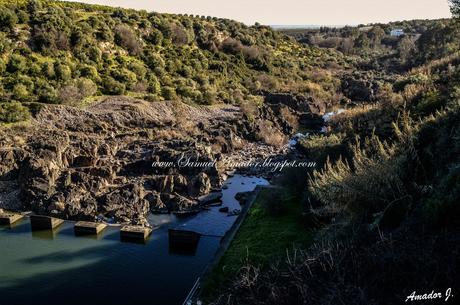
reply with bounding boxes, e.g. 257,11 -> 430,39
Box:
368,26 -> 385,48
398,36 -> 416,62
355,32 -> 370,49
114,25 -> 142,55
450,0 -> 460,17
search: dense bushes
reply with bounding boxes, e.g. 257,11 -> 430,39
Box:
309,131 -> 415,219
0,0 -> 341,115
0,101 -> 30,123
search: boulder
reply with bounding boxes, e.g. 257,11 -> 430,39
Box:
219,206 -> 229,213
188,172 -> 211,197
198,191 -> 223,206
164,193 -> 198,212
100,183 -> 149,224
145,191 -> 168,214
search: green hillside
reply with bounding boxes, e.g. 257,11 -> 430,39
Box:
0,0 -> 347,123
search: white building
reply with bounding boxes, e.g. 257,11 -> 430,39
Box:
390,29 -> 405,37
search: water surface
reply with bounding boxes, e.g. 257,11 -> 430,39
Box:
0,175 -> 268,305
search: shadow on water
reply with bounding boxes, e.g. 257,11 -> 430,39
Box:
0,221 -> 31,233
169,237 -> 201,256
0,230 -> 220,305
19,245 -> 111,264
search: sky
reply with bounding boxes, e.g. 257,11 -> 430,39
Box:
62,0 -> 452,26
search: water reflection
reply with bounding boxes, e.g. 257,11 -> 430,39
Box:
31,228 -> 59,240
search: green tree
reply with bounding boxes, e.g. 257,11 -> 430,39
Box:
0,101 -> 30,123
54,62 -> 72,81
0,8 -> 18,31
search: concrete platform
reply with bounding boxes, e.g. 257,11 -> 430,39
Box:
168,229 -> 201,245
0,211 -> 23,225
120,225 -> 152,242
30,215 -> 64,231
74,221 -> 107,236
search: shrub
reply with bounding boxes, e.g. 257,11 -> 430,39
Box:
111,68 -> 137,89
102,76 -> 126,95
148,76 -> 161,94
128,60 -> 147,79
279,107 -> 299,130
309,128 -> 416,219
256,74 -> 278,91
171,24 -> 189,45
0,8 -> 18,31
79,65 -> 100,82
161,86 -> 176,100
220,37 -> 243,54
202,87 -> 218,105
36,81 -> 57,103
41,61 -> 55,78
114,24 -> 142,55
299,133 -> 346,164
12,84 -> 29,102
58,85 -> 81,105
240,98 -> 259,122
145,29 -> 163,45
54,62 -> 72,81
0,101 -> 30,123
7,54 -> 27,73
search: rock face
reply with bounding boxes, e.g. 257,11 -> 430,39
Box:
340,72 -> 394,102
264,92 -> 327,115
0,97 -> 240,224
0,95 -> 325,225
263,92 -> 326,131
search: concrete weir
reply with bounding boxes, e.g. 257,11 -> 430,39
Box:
120,225 -> 152,242
169,229 -> 201,245
0,211 -> 24,225
30,215 -> 64,231
74,221 -> 107,236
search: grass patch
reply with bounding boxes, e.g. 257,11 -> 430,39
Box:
201,187 -> 313,300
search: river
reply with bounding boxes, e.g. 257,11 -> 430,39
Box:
0,175 -> 268,305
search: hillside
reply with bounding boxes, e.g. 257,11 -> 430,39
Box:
280,18 -> 460,72
0,0 -> 347,123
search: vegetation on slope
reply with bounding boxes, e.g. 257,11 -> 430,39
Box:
282,18 -> 460,72
0,0 -> 346,123
205,2 -> 460,304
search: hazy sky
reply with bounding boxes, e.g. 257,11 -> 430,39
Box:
63,0 -> 452,25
